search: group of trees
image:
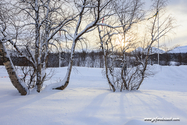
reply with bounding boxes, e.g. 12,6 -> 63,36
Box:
0,0 -> 175,95
1,50 -> 186,68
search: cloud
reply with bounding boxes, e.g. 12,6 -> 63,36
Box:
164,1 -> 187,46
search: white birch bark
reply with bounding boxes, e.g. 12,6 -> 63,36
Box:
0,41 -> 28,95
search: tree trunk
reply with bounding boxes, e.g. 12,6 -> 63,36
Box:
136,47 -> 151,90
0,41 -> 28,95
104,53 -> 116,92
55,41 -> 76,90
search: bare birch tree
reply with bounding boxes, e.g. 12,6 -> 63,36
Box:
53,0 -> 114,90
0,0 -> 28,95
101,0 -> 175,91
0,0 -> 78,93
135,0 -> 175,89
97,0 -> 144,91
7,0 -> 80,92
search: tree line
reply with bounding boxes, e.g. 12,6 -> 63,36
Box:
1,51 -> 187,67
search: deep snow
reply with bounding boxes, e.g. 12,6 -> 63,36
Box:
0,65 -> 187,125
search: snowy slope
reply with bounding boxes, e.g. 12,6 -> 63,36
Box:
133,47 -> 144,53
132,47 -> 165,54
168,45 -> 187,53
0,66 -> 187,125
149,47 -> 165,54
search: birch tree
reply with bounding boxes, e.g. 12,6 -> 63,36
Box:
2,0 -> 77,93
135,0 -> 175,89
53,0 -> 114,90
113,0 -> 144,91
98,0 -> 144,91
101,0 -> 175,91
0,0 -> 28,95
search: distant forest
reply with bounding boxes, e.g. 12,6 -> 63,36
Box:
0,51 -> 187,67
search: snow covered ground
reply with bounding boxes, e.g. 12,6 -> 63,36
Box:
0,65 -> 187,125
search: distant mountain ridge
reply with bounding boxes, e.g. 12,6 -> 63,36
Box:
132,47 -> 165,54
132,45 -> 187,54
167,45 -> 187,53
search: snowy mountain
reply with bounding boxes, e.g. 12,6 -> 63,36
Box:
133,47 -> 144,53
132,47 -> 165,54
148,47 -> 165,54
168,45 -> 187,53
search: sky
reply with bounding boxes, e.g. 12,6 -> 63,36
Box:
166,0 -> 187,47
143,0 -> 187,49
85,0 -> 187,51
38,0 -> 187,52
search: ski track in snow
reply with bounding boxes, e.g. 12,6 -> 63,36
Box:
0,65 -> 187,125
